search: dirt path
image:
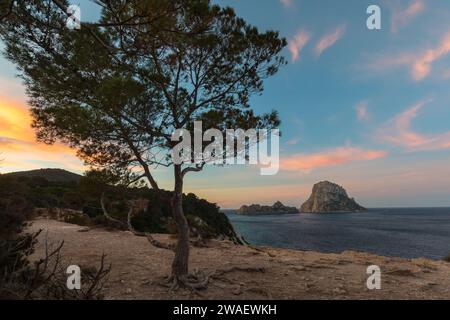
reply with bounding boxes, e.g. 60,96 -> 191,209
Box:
28,218 -> 450,300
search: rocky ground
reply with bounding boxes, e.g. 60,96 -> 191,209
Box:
28,218 -> 450,300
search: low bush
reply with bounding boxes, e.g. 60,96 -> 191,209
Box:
0,194 -> 110,299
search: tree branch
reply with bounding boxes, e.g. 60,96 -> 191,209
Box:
181,162 -> 205,178
0,0 -> 13,23
50,0 -> 119,61
100,193 -> 174,251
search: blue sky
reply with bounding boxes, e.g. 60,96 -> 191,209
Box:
2,0 -> 450,208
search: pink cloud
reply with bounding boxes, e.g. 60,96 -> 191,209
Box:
367,33 -> 450,81
412,33 -> 450,81
378,99 -> 450,151
368,52 -> 416,70
280,0 -> 293,8
288,30 -> 311,62
355,101 -> 370,122
314,25 -> 346,56
285,137 -> 301,146
391,0 -> 426,33
280,147 -> 387,171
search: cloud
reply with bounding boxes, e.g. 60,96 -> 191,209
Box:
367,32 -> 450,81
355,101 -> 370,122
0,100 -> 35,142
280,0 -> 293,8
314,25 -> 346,56
0,98 -> 84,173
288,30 -> 311,62
377,99 -> 450,151
0,136 -> 32,152
280,146 -> 387,171
412,33 -> 450,81
285,137 -> 301,146
367,52 -> 416,71
391,0 -> 426,33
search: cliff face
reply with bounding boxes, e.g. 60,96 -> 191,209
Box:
237,201 -> 299,215
300,181 -> 366,213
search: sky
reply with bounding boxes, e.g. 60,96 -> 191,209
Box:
2,0 -> 450,208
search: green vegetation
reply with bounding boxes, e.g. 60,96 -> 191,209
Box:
0,171 -> 242,243
1,0 -> 282,281
0,171 -> 110,299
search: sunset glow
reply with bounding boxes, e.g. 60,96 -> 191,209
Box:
1,0 -> 450,209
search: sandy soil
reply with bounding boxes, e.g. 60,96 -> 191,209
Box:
28,218 -> 450,300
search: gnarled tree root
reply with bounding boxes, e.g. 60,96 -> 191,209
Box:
171,274 -> 210,291
157,270 -> 210,292
154,266 -> 266,292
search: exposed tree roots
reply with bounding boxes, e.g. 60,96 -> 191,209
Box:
101,193 -> 268,292
170,274 -> 210,291
154,265 -> 266,293
155,269 -> 210,292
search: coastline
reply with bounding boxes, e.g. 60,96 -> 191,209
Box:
28,219 -> 450,300
225,208 -> 450,261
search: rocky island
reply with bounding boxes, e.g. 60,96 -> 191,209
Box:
300,181 -> 366,213
237,201 -> 299,215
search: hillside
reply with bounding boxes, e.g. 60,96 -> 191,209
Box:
0,169 -> 242,244
3,168 -> 82,183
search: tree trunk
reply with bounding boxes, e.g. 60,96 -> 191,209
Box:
171,165 -> 190,277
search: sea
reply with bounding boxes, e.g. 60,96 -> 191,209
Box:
224,208 -> 450,260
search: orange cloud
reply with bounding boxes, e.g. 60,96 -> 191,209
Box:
0,100 -> 35,142
0,98 -> 84,173
0,99 -> 73,153
288,30 -> 311,62
378,99 -> 450,151
314,25 -> 346,56
280,146 -> 387,171
391,0 -> 426,33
